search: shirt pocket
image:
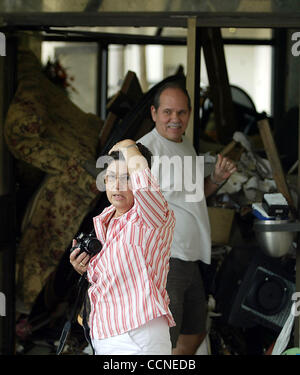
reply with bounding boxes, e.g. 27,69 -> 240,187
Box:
125,221 -> 148,248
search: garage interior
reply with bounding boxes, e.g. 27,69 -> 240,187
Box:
1,0 -> 300,356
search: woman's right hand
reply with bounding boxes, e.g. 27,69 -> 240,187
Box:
69,239 -> 91,275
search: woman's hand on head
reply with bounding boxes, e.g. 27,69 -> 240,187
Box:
109,139 -> 136,154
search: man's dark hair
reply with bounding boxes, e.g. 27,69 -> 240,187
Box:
152,81 -> 191,111
108,142 -> 153,168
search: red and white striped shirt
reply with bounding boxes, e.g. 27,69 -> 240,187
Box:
87,167 -> 176,339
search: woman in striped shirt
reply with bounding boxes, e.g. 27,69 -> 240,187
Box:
70,139 -> 176,355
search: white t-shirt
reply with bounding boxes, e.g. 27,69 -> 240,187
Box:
138,128 -> 211,264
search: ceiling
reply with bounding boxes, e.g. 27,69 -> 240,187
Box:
0,0 -> 299,13
0,0 -> 300,28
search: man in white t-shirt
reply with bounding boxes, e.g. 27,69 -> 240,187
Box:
138,82 -> 236,355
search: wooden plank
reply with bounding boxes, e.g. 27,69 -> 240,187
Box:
106,91 -> 133,118
100,71 -> 144,149
186,17 -> 201,152
106,71 -> 143,117
220,139 -> 243,161
220,140 -> 237,156
120,71 -> 143,100
134,118 -> 154,141
257,118 -> 295,212
202,27 -> 238,145
98,112 -> 118,150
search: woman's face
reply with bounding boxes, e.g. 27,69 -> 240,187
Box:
105,160 -> 134,217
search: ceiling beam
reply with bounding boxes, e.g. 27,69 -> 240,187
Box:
1,12 -> 300,29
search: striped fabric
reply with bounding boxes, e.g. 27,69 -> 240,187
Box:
87,167 -> 176,339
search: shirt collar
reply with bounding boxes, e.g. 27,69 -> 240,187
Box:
94,203 -> 137,244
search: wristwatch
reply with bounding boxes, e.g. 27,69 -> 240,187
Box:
210,170 -> 224,186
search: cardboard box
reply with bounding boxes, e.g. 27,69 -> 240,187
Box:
208,207 -> 235,245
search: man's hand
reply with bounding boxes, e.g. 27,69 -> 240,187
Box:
212,154 -> 237,185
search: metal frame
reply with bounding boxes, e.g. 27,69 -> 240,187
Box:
97,42 -> 108,120
1,11 -> 300,28
42,28 -> 187,45
0,35 -> 17,356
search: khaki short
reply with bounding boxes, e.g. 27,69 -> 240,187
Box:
166,258 -> 208,348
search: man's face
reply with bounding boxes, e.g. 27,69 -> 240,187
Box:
105,160 -> 134,216
151,87 -> 191,143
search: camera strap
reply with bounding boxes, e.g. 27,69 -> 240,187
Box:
56,274 -> 89,355
82,289 -> 94,355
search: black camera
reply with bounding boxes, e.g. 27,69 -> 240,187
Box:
70,232 -> 102,256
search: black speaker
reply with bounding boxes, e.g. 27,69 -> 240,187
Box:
228,250 -> 295,332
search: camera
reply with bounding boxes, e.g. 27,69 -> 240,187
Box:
70,232 -> 102,256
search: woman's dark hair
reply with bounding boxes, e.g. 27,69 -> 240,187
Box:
152,81 -> 191,111
108,142 -> 153,168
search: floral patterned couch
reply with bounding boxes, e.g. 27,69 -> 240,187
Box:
4,49 -> 104,312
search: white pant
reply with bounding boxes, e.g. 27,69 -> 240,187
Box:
92,316 -> 172,355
